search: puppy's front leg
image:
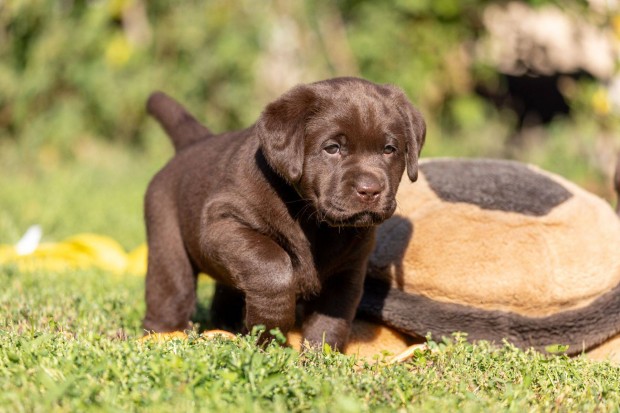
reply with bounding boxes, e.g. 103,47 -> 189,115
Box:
302,269 -> 366,351
204,217 -> 297,343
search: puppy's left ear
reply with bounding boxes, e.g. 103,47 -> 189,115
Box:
256,85 -> 317,183
393,90 -> 426,182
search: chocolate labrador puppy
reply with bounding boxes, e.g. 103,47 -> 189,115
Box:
143,77 -> 425,350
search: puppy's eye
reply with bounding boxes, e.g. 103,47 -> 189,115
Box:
383,145 -> 397,155
324,144 -> 341,155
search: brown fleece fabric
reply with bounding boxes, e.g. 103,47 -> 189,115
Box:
371,159 -> 620,316
358,157 -> 620,360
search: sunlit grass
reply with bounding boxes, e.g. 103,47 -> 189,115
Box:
2,268 -> 620,412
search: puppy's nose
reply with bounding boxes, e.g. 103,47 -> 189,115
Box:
356,178 -> 383,203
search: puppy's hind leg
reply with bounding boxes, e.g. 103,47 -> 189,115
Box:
143,188 -> 197,333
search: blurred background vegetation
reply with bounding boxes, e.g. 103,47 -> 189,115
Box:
1,0 -> 619,248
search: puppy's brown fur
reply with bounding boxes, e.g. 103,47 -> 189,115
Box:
143,77 -> 425,350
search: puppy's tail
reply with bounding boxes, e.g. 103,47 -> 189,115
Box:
146,92 -> 213,152
615,154 -> 620,216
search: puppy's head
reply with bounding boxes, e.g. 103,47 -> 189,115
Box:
256,77 -> 426,227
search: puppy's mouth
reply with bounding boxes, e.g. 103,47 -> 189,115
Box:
318,201 -> 396,227
325,211 -> 386,227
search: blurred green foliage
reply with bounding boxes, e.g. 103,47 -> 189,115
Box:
2,0 -> 615,151
0,0 -> 272,155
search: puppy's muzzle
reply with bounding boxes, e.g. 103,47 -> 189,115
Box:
317,171 -> 394,227
355,176 -> 384,203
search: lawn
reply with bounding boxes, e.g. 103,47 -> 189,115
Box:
2,269 -> 620,412
2,140 -> 620,412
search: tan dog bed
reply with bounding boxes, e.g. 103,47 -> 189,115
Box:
290,158 -> 620,361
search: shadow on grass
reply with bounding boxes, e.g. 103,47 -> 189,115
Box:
192,302 -> 213,333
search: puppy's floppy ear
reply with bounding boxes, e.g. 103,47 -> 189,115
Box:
256,85 -> 317,183
392,90 -> 426,182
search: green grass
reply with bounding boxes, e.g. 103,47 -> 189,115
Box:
2,268 -> 620,412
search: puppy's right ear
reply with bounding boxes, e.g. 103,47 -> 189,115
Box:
256,85 -> 317,183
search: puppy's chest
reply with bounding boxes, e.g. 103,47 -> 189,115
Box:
306,227 -> 374,278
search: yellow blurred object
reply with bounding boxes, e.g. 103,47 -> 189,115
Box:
108,0 -> 131,18
105,34 -> 133,68
0,245 -> 18,265
613,15 -> 620,39
592,88 -> 611,115
0,233 -> 147,275
62,234 -> 128,272
126,243 -> 148,275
